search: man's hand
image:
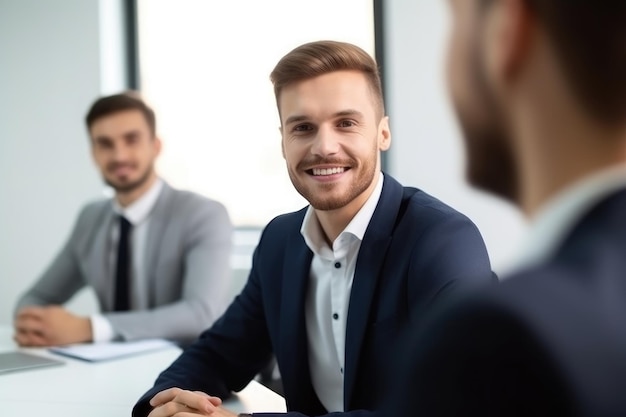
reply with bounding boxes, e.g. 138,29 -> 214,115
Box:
148,388 -> 237,416
13,306 -> 92,347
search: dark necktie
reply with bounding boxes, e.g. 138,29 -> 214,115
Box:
114,216 -> 132,311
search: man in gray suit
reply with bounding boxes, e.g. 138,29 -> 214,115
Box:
14,92 -> 233,347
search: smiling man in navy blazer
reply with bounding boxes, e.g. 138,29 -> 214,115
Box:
132,40 -> 495,417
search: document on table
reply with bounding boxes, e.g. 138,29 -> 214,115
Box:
49,339 -> 175,362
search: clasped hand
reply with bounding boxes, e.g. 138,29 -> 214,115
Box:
148,388 -> 237,416
13,305 -> 92,347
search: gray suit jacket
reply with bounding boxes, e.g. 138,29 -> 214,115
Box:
15,182 -> 233,344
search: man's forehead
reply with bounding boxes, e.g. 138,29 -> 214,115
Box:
278,73 -> 377,117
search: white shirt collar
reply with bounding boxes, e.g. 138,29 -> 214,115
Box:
301,172 -> 385,256
112,178 -> 164,225
513,165 -> 626,272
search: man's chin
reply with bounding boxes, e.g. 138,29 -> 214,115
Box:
105,178 -> 143,194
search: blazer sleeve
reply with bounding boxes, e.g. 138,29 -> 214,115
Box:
14,207 -> 89,315
132,243 -> 274,417
105,198 -> 233,342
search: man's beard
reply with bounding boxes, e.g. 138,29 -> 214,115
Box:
104,163 -> 154,194
288,144 -> 378,211
456,34 -> 519,204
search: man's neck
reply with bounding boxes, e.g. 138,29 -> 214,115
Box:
514,106 -> 626,217
314,176 -> 380,246
115,173 -> 158,208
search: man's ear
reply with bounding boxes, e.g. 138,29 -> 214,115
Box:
487,0 -> 535,82
154,136 -> 163,156
378,116 -> 391,151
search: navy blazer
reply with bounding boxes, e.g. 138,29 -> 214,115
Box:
133,174 -> 495,417
387,189 -> 626,416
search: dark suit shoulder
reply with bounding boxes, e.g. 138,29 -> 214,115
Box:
256,207 -> 308,245
402,186 -> 475,222
391,187 -> 485,255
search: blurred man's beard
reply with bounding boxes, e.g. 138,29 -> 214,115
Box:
104,164 -> 154,194
456,34 -> 519,204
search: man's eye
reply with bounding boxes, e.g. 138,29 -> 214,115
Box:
293,124 -> 313,132
338,120 -> 355,128
97,142 -> 112,149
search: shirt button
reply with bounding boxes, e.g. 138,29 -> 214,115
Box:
334,262 -> 341,268
332,313 -> 339,320
340,367 -> 344,374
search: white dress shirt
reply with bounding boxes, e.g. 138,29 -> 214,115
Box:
300,172 -> 384,412
513,165 -> 626,273
91,179 -> 164,342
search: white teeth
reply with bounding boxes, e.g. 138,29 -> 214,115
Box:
312,167 -> 345,176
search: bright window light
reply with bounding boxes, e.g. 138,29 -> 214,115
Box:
137,0 -> 375,226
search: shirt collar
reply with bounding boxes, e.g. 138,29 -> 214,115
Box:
301,172 -> 384,257
513,164 -> 626,272
112,178 -> 164,225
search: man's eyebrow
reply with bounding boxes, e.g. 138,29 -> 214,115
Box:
93,135 -> 112,143
122,130 -> 141,139
284,115 -> 309,126
334,109 -> 364,118
284,110 -> 364,126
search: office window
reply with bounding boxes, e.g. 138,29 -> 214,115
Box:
136,0 -> 376,227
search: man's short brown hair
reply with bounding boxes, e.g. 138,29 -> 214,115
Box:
85,91 -> 156,136
270,40 -> 384,119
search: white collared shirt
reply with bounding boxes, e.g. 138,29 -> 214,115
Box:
91,178 -> 164,342
513,165 -> 626,273
300,172 -> 384,412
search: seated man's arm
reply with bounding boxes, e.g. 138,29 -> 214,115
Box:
15,209 -> 89,311
132,243 -> 274,417
14,207 -> 91,346
15,241 -> 85,309
106,199 -> 233,343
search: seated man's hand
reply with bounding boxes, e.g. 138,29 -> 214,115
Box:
13,305 -> 92,347
148,388 -> 236,416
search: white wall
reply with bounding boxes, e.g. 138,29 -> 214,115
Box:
0,0 -> 126,325
383,0 -> 528,275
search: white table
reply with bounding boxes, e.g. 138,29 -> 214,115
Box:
0,326 -> 286,416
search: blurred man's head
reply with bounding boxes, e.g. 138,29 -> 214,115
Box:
447,0 -> 626,210
85,92 -> 161,201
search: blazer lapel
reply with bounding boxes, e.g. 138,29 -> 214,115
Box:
343,174 -> 404,408
144,182 -> 173,307
87,204 -> 116,311
278,219 -> 319,409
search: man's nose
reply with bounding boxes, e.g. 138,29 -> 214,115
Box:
111,144 -> 130,161
310,126 -> 340,157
